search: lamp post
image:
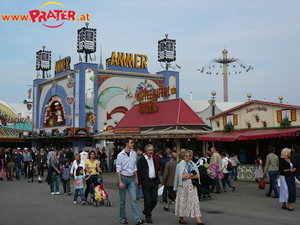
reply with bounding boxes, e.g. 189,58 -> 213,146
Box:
211,91 -> 216,116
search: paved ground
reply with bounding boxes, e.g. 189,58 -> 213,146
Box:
1,172 -> 299,225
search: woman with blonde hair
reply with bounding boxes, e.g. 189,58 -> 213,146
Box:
174,150 -> 205,225
279,148 -> 296,211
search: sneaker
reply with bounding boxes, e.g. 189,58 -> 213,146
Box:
64,193 -> 67,195
51,192 -> 55,195
68,192 -> 71,195
73,201 -> 77,204
81,201 -> 86,205
28,179 -> 31,183
136,220 -> 145,225
55,192 -> 60,195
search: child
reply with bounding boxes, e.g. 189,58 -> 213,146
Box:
255,154 -> 264,183
61,159 -> 71,195
27,160 -> 34,182
74,166 -> 90,205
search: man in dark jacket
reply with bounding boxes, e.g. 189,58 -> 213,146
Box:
137,144 -> 161,224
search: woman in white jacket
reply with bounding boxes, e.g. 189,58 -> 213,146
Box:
220,152 -> 235,192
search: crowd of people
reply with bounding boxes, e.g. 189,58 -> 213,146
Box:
1,141 -> 300,224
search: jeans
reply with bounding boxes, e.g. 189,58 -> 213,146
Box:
230,166 -> 238,181
24,161 -> 29,177
62,179 -> 71,193
267,171 -> 279,197
136,186 -> 144,200
50,176 -> 60,193
15,165 -> 21,180
74,188 -> 84,202
222,173 -> 233,189
119,176 -> 141,223
211,177 -> 221,193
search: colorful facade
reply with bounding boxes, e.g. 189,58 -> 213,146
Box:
31,52 -> 180,152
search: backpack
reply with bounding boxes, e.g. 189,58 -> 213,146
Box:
226,160 -> 233,171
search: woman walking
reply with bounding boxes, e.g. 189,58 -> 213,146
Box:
174,150 -> 205,225
84,150 -> 102,202
279,148 -> 296,211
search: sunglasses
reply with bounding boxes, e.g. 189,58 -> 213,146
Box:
129,142 -> 134,144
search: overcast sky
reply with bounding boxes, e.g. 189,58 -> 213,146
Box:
1,0 -> 299,105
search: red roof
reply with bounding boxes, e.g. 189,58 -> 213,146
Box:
116,98 -> 206,128
208,100 -> 300,120
238,128 -> 300,141
197,128 -> 300,142
197,130 -> 251,142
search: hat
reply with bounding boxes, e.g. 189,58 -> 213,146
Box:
17,147 -> 21,150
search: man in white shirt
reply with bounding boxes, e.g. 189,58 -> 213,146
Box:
80,148 -> 88,163
137,144 -> 161,223
116,137 -> 145,225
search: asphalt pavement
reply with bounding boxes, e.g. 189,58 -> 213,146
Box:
0,172 -> 299,225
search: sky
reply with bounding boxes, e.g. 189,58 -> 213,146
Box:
1,0 -> 300,105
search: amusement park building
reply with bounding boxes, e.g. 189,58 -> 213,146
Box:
197,100 -> 300,180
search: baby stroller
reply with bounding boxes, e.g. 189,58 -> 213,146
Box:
198,165 -> 212,201
87,175 -> 112,207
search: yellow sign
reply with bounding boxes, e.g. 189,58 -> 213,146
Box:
110,52 -> 148,69
54,56 -> 71,74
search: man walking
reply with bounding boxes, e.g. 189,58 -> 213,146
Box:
137,144 -> 161,223
116,137 -> 145,225
161,152 -> 177,212
23,148 -> 32,178
14,149 -> 24,180
210,147 -> 222,193
36,148 -> 47,183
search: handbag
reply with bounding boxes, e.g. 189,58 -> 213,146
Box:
258,179 -> 265,189
191,170 -> 200,187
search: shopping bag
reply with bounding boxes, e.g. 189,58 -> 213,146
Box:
258,179 -> 265,189
277,178 -> 280,188
158,185 -> 164,196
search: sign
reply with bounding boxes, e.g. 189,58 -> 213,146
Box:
139,101 -> 157,113
66,96 -> 75,105
77,27 -> 97,53
110,52 -> 148,69
74,128 -> 89,136
246,106 -> 268,113
158,35 -> 176,62
54,56 -> 71,74
136,86 -> 175,101
36,50 -> 51,71
114,127 -> 140,134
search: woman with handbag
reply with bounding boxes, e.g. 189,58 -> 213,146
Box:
174,150 -> 205,225
279,148 -> 296,211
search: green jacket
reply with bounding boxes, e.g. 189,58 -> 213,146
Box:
264,152 -> 279,173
